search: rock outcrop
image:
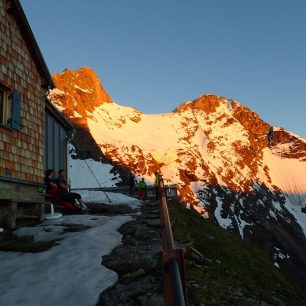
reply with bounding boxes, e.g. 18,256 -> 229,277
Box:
52,66 -> 112,116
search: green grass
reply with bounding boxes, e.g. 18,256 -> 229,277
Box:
168,200 -> 306,306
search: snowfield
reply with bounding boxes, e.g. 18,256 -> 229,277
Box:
0,195 -> 142,306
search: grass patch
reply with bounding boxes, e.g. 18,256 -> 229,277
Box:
168,200 -> 306,306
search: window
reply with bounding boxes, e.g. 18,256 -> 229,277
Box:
0,89 -> 11,126
0,87 -> 22,130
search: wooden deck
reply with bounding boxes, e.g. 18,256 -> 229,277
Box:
0,199 -> 46,229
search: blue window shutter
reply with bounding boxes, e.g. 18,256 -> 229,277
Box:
11,91 -> 22,130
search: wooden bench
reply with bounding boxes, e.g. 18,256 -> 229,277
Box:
0,199 -> 46,229
41,193 -> 80,212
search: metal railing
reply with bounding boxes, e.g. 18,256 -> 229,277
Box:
158,176 -> 187,306
71,184 -> 178,200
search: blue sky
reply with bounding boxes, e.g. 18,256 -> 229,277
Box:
21,0 -> 306,138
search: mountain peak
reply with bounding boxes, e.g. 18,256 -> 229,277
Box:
174,94 -> 222,114
50,66 -> 112,119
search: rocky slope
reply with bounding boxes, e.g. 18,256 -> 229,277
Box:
49,66 -> 306,296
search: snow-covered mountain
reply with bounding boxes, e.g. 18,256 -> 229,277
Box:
49,66 -> 306,295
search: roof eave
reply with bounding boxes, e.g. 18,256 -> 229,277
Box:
7,0 -> 55,89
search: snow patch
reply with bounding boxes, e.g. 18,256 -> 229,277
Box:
0,214 -> 132,306
79,191 -> 142,209
69,158 -> 121,189
214,196 -> 232,229
74,84 -> 92,93
70,111 -> 82,118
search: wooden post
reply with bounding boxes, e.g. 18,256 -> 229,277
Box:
37,203 -> 45,222
8,201 -> 17,229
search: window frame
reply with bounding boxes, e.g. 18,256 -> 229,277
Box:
0,84 -> 22,131
0,87 -> 12,129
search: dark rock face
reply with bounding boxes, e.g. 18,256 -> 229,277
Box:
69,119 -> 107,161
197,184 -> 306,297
97,203 -> 164,306
271,129 -> 306,160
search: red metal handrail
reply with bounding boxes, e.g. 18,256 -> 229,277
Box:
158,175 -> 187,306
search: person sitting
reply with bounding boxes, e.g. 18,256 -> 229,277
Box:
45,169 -> 58,194
137,178 -> 147,200
56,169 -> 90,212
44,169 -> 80,212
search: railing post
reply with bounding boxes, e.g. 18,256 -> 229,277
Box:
159,175 -> 187,306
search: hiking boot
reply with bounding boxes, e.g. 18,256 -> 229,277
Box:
81,207 -> 91,213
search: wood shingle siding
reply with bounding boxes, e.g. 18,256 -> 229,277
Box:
0,0 -> 46,184
0,0 -> 73,204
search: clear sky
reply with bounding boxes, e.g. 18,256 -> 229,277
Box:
20,0 -> 306,138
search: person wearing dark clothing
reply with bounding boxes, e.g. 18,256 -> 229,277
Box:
137,178 -> 147,200
267,126 -> 274,146
45,169 -> 80,212
45,169 -> 57,194
129,173 -> 135,196
56,170 -> 90,212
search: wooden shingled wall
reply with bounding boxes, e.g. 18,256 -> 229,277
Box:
0,0 -> 46,184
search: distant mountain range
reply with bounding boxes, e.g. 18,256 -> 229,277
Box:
49,66 -> 306,296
